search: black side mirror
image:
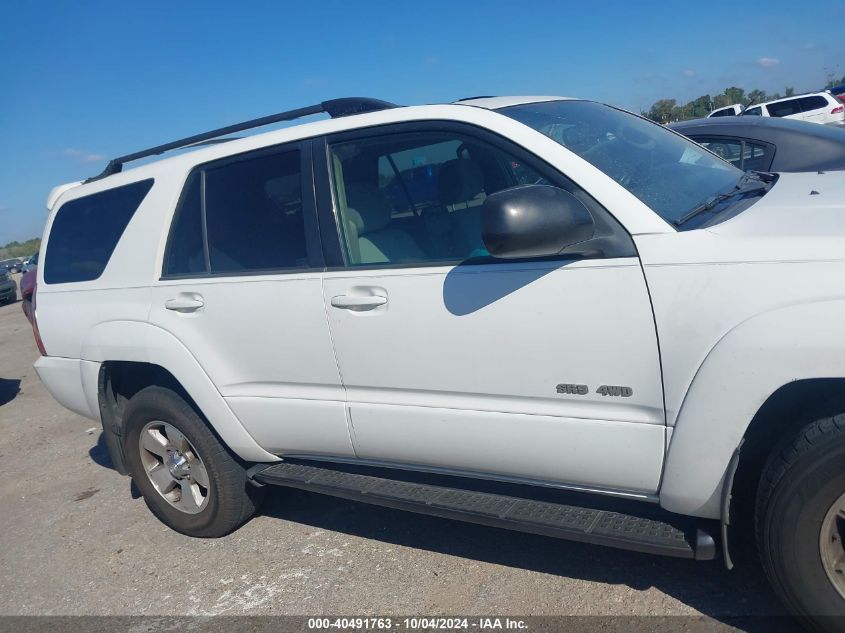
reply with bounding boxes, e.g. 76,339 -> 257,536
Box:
481,185 -> 594,259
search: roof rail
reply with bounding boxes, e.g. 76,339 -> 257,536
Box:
87,97 -> 397,182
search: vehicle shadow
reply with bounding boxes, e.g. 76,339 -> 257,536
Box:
0,378 -> 21,406
89,432 -> 114,470
258,487 -> 794,632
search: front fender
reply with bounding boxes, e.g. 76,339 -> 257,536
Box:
661,299 -> 845,518
81,320 -> 279,464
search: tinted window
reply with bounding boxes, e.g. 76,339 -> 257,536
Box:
742,142 -> 769,171
329,132 -> 550,266
766,99 -> 802,117
800,96 -> 828,112
45,179 -> 153,284
163,149 -> 309,276
164,173 -> 204,276
744,107 -> 762,116
205,150 -> 306,273
710,108 -> 735,117
695,138 -> 769,171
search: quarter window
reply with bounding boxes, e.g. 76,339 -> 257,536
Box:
45,179 -> 153,284
799,96 -> 828,112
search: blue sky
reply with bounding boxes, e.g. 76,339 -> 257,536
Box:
1,0 -> 843,244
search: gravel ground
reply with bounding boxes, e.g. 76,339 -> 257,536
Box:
0,281 -> 792,631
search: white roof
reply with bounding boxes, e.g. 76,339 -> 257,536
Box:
453,96 -> 576,109
47,97 -> 577,208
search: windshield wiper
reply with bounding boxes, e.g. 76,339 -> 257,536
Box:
674,172 -> 771,227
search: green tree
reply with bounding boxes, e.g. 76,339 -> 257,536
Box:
0,238 -> 40,259
646,99 -> 677,123
724,86 -> 745,105
690,94 -> 712,118
785,86 -> 795,97
746,89 -> 767,106
825,74 -> 845,89
713,94 -> 732,109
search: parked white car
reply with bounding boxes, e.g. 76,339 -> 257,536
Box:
707,103 -> 744,117
743,91 -> 845,125
34,96 -> 845,631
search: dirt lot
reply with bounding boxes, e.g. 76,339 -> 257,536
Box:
0,277 -> 790,631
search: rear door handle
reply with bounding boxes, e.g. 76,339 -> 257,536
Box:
330,294 -> 387,310
165,295 -> 204,312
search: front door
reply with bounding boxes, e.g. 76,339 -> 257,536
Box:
317,124 -> 666,494
150,143 -> 353,458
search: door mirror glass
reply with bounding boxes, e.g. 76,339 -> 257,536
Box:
482,185 -> 594,259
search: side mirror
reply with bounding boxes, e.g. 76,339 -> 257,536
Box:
481,185 -> 594,259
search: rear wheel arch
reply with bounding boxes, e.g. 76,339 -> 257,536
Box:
83,320 -> 278,464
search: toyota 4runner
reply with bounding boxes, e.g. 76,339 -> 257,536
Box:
33,96 -> 845,630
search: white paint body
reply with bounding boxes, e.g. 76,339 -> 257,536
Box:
707,104 -> 744,117
742,92 -> 845,125
34,98 -> 845,521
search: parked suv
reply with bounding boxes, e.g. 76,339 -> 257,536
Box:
743,91 -> 845,125
36,96 -> 845,631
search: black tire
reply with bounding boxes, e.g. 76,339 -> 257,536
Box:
123,386 -> 264,537
757,413 -> 845,631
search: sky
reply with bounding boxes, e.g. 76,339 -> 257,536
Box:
1,0 -> 843,244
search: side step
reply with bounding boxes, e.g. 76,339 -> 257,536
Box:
250,461 -> 716,560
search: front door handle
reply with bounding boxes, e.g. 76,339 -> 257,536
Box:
330,294 -> 387,310
165,295 -> 204,312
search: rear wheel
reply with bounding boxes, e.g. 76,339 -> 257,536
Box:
123,386 -> 263,537
757,413 -> 845,631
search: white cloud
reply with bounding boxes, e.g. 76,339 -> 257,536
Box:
63,148 -> 106,163
681,69 -> 697,78
303,76 -> 328,87
757,57 -> 780,69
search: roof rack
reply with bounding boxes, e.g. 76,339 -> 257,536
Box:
87,97 -> 397,182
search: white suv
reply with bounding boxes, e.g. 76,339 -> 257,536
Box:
743,91 -> 845,125
35,96 -> 845,630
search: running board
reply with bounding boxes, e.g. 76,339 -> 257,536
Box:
250,461 -> 716,560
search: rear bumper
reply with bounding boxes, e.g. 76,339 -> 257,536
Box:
34,356 -> 101,421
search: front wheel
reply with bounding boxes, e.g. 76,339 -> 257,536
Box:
757,414 -> 845,631
123,386 -> 263,537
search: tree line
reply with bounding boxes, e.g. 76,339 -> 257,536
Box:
0,238 -> 40,259
643,74 -> 845,124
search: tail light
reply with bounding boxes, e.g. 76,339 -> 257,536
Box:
30,282 -> 47,356
832,105 -> 844,115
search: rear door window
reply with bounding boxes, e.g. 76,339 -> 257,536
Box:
164,146 -> 314,277
44,179 -> 153,284
766,99 -> 802,117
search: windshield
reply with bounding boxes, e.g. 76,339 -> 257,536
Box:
501,100 -> 743,228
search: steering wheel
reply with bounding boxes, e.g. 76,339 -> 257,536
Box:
615,124 -> 657,151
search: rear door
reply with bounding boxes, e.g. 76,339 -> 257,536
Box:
149,142 -> 353,457
314,122 -> 666,494
765,98 -> 803,120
